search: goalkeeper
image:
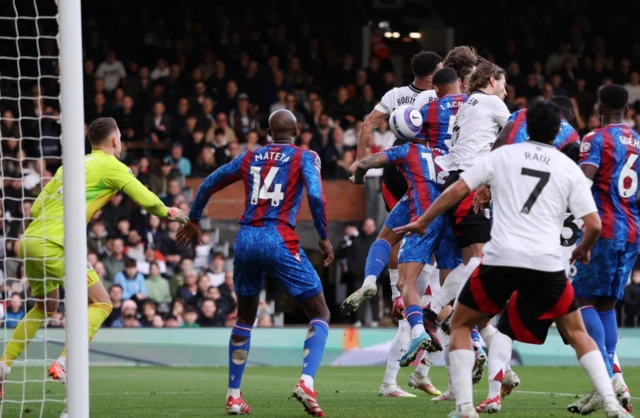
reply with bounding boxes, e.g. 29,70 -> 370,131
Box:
0,117 -> 188,395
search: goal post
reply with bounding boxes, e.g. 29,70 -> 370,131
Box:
58,0 -> 89,416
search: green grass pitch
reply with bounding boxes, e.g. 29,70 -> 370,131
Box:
0,366 -> 637,417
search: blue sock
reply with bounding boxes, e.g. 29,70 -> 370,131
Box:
228,323 -> 252,391
405,305 -> 424,330
302,319 -> 329,381
598,310 -> 618,372
364,239 -> 392,279
471,326 -> 481,348
581,307 -> 613,377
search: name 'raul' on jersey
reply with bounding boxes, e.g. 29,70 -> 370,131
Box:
579,123 -> 640,243
417,94 -> 468,153
383,142 -> 444,218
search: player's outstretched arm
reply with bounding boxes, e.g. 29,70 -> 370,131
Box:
354,109 -> 387,165
302,152 -> 333,266
120,180 -> 187,223
350,152 -> 389,184
394,179 -> 471,236
177,154 -> 245,247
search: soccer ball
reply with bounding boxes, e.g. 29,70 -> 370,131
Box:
389,105 -> 423,139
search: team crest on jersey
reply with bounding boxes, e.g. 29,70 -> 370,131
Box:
580,141 -> 591,153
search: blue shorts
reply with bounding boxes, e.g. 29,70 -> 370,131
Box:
433,220 -> 463,270
573,238 -> 640,300
384,194 -> 411,230
233,225 -> 323,302
398,216 -> 445,265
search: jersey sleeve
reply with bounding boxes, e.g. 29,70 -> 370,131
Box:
459,151 -> 496,190
302,151 -> 328,240
579,132 -> 603,168
382,143 -> 410,166
103,159 -> 168,218
189,151 -> 247,221
373,90 -> 393,115
506,110 -> 519,123
492,98 -> 511,128
568,169 -> 598,220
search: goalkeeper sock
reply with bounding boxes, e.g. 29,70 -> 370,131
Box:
363,240 -> 392,286
59,302 -> 112,362
1,307 -> 49,367
228,323 -> 252,398
301,319 -> 329,391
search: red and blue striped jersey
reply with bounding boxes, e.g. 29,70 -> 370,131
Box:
190,144 -> 328,239
383,142 -> 444,219
506,109 -> 580,149
418,94 -> 468,154
579,124 -> 640,244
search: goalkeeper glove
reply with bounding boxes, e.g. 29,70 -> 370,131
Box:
166,207 -> 189,224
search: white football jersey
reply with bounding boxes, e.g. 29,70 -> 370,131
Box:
437,92 -> 511,172
374,85 -> 436,116
461,141 -> 597,272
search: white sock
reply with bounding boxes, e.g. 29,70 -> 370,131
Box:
444,343 -> 454,394
363,275 -> 377,286
434,263 -> 466,312
227,388 -> 241,398
480,324 -> 497,348
383,320 -> 410,385
411,323 -> 426,339
487,331 -> 512,399
416,264 -> 435,295
389,269 -> 400,299
301,374 -> 314,390
449,349 -> 475,410
57,356 -> 67,369
579,350 -> 617,406
613,353 -> 623,375
415,328 -> 446,376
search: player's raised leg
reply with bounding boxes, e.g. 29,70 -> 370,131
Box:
49,274 -> 113,383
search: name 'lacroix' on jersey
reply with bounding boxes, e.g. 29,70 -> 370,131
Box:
383,142 -> 445,219
506,109 -> 580,149
418,93 -> 468,153
579,123 -> 640,244
189,144 -> 328,239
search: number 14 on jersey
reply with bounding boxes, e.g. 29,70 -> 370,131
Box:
251,166 -> 284,206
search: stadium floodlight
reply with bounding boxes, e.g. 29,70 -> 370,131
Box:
409,32 -> 422,39
392,32 -> 400,38
384,31 -> 393,38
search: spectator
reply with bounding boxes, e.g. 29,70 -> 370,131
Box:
102,194 -> 129,233
86,92 -> 110,122
104,284 -> 123,327
285,94 -> 307,128
322,127 -> 344,178
95,50 -> 127,92
160,179 -> 184,206
340,218 -> 379,327
372,119 -> 393,152
625,72 -> 640,112
192,147 -> 217,178
207,286 -> 235,316
137,246 -> 167,275
207,112 -> 236,145
123,312 -> 141,328
113,258 -> 148,301
163,143 -> 192,177
240,130 -> 261,153
87,220 -> 109,258
228,141 -> 241,159
229,93 -> 260,139
217,80 -> 239,115
194,233 -> 213,270
176,269 -> 199,304
197,298 -> 225,327
327,87 -> 356,126
139,300 -> 158,327
209,60 -> 228,98
210,128 -> 231,167
164,315 -> 180,328
144,101 -> 172,143
113,96 -> 141,141
143,215 -> 170,254
152,315 -> 165,328
270,89 -> 288,113
173,98 -> 191,133
103,237 -> 128,286
145,262 -> 172,303
110,299 -> 138,328
624,270 -> 640,327
150,57 -> 170,81
207,252 -> 226,287
181,305 -> 200,328
125,229 -> 145,261
5,294 -> 24,328
296,129 -> 321,154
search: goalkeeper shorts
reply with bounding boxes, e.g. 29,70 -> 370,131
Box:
19,237 -> 100,297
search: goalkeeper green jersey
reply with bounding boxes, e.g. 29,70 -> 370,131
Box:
25,150 -> 168,246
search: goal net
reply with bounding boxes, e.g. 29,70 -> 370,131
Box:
1,0 -> 87,416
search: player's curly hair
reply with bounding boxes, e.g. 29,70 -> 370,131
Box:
88,117 -> 118,145
466,62 -> 506,94
411,51 -> 442,79
526,100 -> 561,145
443,46 -> 478,81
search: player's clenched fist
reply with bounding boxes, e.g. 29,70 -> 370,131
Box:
166,207 -> 189,224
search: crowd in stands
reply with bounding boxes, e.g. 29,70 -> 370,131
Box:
1,0 -> 640,327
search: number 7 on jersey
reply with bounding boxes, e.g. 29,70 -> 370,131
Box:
250,166 -> 284,206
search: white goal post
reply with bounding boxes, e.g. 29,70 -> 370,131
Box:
58,0 -> 89,416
